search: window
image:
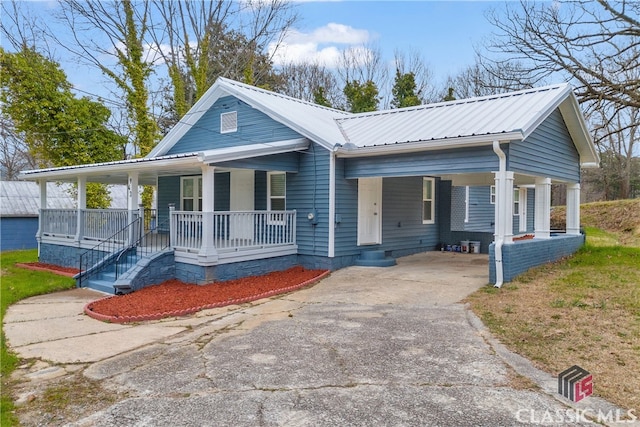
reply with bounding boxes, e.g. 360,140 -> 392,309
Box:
491,185 -> 521,215
220,111 -> 237,133
268,172 -> 286,210
422,177 -> 435,224
181,176 -> 202,211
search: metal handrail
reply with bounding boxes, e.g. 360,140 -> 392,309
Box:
114,217 -> 171,279
77,217 -> 142,287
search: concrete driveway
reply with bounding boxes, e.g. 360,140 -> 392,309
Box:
5,252 -> 621,426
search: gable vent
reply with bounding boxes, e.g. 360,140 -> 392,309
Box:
220,111 -> 237,133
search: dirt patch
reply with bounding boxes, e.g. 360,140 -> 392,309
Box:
12,371 -> 127,427
85,266 -> 329,323
15,263 -> 80,277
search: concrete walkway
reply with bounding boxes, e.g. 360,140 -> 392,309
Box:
4,252 -> 627,426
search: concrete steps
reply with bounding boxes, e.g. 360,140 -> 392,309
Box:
85,252 -> 139,295
354,250 -> 396,267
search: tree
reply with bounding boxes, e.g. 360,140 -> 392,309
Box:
343,80 -> 379,113
486,0 -> 640,110
0,48 -> 124,207
442,56 -> 534,99
149,0 -> 297,118
391,70 -> 421,108
58,0 -> 159,158
336,45 -> 388,108
278,61 -> 341,108
0,115 -> 36,180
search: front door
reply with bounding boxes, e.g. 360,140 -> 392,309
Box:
358,177 -> 382,245
230,170 -> 254,241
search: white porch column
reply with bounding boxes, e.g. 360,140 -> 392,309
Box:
37,180 -> 47,255
198,164 -> 218,265
75,176 -> 87,242
535,177 -> 552,239
494,171 -> 514,244
128,172 -> 139,244
566,183 -> 581,235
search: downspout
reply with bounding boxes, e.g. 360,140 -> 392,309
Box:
328,148 -> 337,258
493,140 -> 505,288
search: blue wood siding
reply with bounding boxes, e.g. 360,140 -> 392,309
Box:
450,186 -> 466,231
157,172 -> 231,226
214,172 -> 230,211
0,217 -> 38,250
509,109 -> 581,182
333,174 -> 439,256
344,145 -> 499,179
381,177 -> 439,251
287,146 -> 330,256
157,176 -> 180,226
334,157 -> 359,257
527,189 -> 535,231
166,96 -> 303,155
466,187 -> 494,233
254,171 -> 267,210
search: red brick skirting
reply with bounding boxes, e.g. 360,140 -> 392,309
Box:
84,270 -> 330,324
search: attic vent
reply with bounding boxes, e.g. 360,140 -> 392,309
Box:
220,111 -> 237,133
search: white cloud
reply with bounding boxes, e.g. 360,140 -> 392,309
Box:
269,23 -> 372,68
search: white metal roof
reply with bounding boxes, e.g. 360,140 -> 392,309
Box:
334,83 -> 598,165
149,77 -> 350,157
0,181 -> 130,217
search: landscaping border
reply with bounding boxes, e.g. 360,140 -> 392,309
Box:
84,270 -> 330,323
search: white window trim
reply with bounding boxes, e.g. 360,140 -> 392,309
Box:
422,177 -> 435,224
490,185 -> 496,204
519,188 -> 528,232
464,185 -> 469,223
267,172 -> 286,225
180,176 -> 202,211
513,188 -> 520,216
220,111 -> 237,134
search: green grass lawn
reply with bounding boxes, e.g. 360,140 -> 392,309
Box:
1,250 -> 75,427
466,233 -> 640,411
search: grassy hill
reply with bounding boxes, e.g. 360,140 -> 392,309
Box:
551,199 -> 640,246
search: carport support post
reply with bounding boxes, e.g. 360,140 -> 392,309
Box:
566,183 -> 581,235
494,171 -> 514,244
198,164 -> 218,265
75,176 -> 86,242
534,177 -> 552,239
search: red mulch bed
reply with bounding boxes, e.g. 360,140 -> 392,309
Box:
513,234 -> 535,241
15,262 -> 81,277
85,266 -> 329,323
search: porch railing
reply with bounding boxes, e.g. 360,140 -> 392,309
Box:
171,210 -> 297,253
41,209 -> 77,238
82,209 -> 130,241
40,208 -> 158,242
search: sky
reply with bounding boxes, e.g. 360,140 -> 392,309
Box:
273,1 -> 500,78
2,1 -> 505,103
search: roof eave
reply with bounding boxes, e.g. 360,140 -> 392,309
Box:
19,154 -> 202,181
197,138 -> 310,163
334,132 -> 523,158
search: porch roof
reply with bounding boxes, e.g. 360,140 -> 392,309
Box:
18,139 -> 309,185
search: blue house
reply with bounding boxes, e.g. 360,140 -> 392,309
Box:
19,78 -> 599,293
